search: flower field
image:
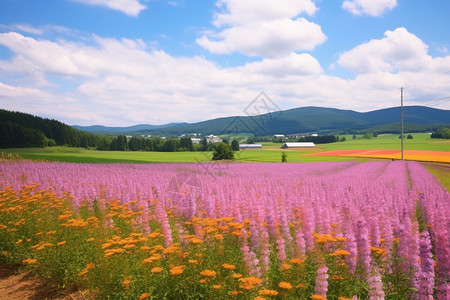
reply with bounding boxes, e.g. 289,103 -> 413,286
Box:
305,149 -> 450,163
0,160 -> 449,299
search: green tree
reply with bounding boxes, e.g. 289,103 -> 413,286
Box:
407,134 -> 413,139
281,152 -> 287,162
231,139 -> 240,151
212,142 -> 234,160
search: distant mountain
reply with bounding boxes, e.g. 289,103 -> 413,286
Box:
72,123 -> 188,134
76,106 -> 449,136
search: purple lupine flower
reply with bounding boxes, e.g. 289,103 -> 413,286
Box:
356,218 -> 371,275
345,230 -> 358,274
367,265 -> 385,300
314,265 -> 329,298
155,203 -> 172,247
295,223 -> 306,259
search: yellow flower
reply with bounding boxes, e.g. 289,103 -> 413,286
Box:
200,270 -> 217,277
240,276 -> 262,285
278,281 -> 292,290
259,289 -> 278,296
151,267 -> 163,273
139,293 -> 152,299
339,297 -> 352,300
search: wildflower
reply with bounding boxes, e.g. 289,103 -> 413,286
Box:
259,289 -> 278,296
296,283 -> 306,289
188,259 -> 198,264
151,267 -> 163,273
291,258 -> 305,265
312,295 -> 326,300
15,239 -> 23,245
254,297 -> 266,300
22,258 -> 37,264
230,290 -> 239,296
212,284 -> 222,289
338,297 -> 352,300
57,241 -> 66,246
281,263 -> 291,270
139,293 -> 151,299
200,270 -> 217,277
329,249 -> 351,257
232,273 -> 242,278
314,265 -> 329,298
123,244 -> 136,249
367,266 -> 385,299
332,274 -> 344,280
169,265 -> 185,276
122,278 -> 131,290
240,277 -> 263,285
199,279 -> 207,284
278,282 -> 292,290
222,263 -> 236,270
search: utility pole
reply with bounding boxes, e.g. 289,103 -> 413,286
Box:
400,87 -> 404,160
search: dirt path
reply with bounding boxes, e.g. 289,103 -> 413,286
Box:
0,264 -> 88,300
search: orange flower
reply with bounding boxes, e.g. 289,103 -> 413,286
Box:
57,241 -> 66,246
291,258 -> 305,265
188,259 -> 198,264
278,282 -> 292,290
139,293 -> 151,299
329,249 -> 351,257
122,278 -> 131,290
200,270 -> 217,277
311,295 -> 326,300
254,297 -> 266,300
259,289 -> 278,296
222,263 -> 236,270
151,267 -> 163,273
230,290 -> 240,296
22,258 -> 37,264
332,274 -> 344,280
212,284 -> 222,289
281,263 -> 291,270
169,265 -> 185,276
232,273 -> 243,278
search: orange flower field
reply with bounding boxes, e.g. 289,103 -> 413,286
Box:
305,149 -> 450,163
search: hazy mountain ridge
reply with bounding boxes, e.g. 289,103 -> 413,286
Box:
72,106 -> 450,136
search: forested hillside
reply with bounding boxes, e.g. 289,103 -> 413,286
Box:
0,109 -> 106,148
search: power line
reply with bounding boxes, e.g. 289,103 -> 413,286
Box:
424,96 -> 450,107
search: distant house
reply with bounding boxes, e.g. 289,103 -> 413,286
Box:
206,135 -> 222,143
281,142 -> 315,149
273,134 -> 285,138
239,144 -> 262,149
191,138 -> 202,144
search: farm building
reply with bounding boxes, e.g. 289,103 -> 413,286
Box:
281,142 -> 315,149
239,144 -> 263,149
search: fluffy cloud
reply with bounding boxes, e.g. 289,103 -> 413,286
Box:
0,29 -> 449,126
70,0 -> 146,16
197,0 -> 326,58
337,28 -> 433,74
342,0 -> 397,17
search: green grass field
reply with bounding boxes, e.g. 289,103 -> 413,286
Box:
2,133 -> 449,164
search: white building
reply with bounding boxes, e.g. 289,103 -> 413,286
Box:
281,142 -> 315,149
239,144 -> 262,149
206,135 -> 222,143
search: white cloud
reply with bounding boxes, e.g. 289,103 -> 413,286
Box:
342,0 -> 397,17
197,0 -> 326,58
0,30 -> 449,126
337,28 -> 433,74
70,0 -> 146,16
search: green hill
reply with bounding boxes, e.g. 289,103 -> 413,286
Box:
0,109 -> 106,148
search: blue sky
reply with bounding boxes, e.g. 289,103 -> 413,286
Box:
0,0 -> 449,126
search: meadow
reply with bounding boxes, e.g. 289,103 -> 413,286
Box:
2,133 -> 449,164
1,159 -> 449,299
